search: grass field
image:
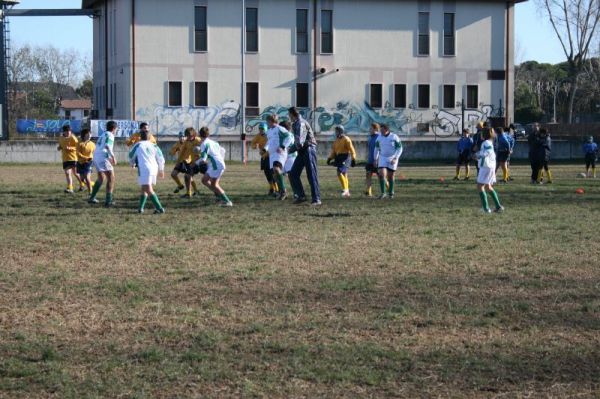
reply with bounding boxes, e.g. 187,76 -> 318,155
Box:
0,162 -> 599,398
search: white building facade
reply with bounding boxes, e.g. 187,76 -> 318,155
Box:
83,0 -> 520,137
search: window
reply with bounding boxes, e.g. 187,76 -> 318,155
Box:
246,82 -> 259,116
321,10 -> 333,53
246,8 -> 258,52
194,82 -> 208,107
394,84 -> 406,108
369,84 -> 383,109
418,84 -> 430,108
418,12 -> 429,56
443,85 -> 455,109
168,81 -> 183,107
296,9 -> 308,53
195,6 -> 207,52
296,83 -> 309,108
467,85 -> 478,108
84,109 -> 89,117
488,70 -> 506,80
443,13 -> 455,56
65,110 -> 71,119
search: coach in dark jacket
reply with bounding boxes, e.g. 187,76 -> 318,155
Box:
528,123 -> 542,183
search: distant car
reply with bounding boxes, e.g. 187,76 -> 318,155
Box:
512,123 -> 527,138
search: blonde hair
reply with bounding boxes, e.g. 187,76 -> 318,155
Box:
184,127 -> 196,137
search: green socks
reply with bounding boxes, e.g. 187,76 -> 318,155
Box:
105,192 -> 113,205
277,174 -> 286,193
489,189 -> 501,208
379,177 -> 386,194
479,191 -> 489,210
150,193 -> 163,210
139,194 -> 148,211
90,180 -> 101,199
220,193 -> 231,203
388,178 -> 394,194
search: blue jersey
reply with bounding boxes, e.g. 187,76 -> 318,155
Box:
583,142 -> 598,155
457,137 -> 473,153
367,133 -> 379,164
497,132 -> 514,152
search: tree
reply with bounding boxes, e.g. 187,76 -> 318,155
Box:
538,0 -> 600,123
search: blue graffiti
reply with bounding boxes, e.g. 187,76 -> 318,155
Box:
16,119 -> 82,134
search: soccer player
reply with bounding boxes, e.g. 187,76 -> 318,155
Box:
583,136 -> 598,178
288,107 -> 321,206
250,122 -> 278,196
266,114 -> 294,200
76,128 -> 96,194
280,121 -> 297,196
374,124 -> 403,199
194,127 -> 233,207
454,128 -> 473,180
327,125 -> 356,197
179,128 -> 202,198
126,122 -> 157,147
495,126 -> 515,183
169,132 -> 187,193
128,130 -> 166,214
89,120 -> 117,207
57,124 -> 83,193
536,128 -> 553,184
475,128 -> 503,213
364,123 -> 380,196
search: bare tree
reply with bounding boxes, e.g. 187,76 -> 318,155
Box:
538,0 -> 600,122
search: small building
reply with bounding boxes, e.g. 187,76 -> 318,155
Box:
58,98 -> 92,121
83,0 -> 523,136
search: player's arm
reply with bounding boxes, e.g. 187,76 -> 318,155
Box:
155,145 -> 165,177
392,138 -> 403,160
347,138 -> 357,161
128,143 -> 139,167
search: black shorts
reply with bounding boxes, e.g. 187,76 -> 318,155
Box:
456,152 -> 471,165
76,161 -> 92,176
334,154 -> 351,173
174,162 -> 192,174
190,162 -> 208,176
272,161 -> 283,169
497,150 -> 510,163
260,157 -> 270,171
63,161 -> 77,170
365,163 -> 378,174
585,153 -> 597,168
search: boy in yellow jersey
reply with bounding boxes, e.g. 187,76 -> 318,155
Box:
179,127 -> 202,198
169,132 -> 187,193
76,128 -> 96,193
57,125 -> 83,193
126,122 -> 157,147
326,125 -> 356,197
250,122 -> 278,196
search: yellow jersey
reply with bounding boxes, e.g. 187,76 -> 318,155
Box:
250,134 -> 269,159
169,141 -> 187,163
126,132 -> 157,147
77,140 -> 96,163
180,137 -> 202,164
329,135 -> 357,161
58,135 -> 79,162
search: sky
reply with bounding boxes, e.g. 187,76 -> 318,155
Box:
9,0 -> 566,65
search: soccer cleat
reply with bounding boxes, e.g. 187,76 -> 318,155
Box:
481,208 -> 492,214
220,201 -> 233,207
464,176 -> 470,181
64,188 -> 74,194
310,200 -> 322,206
173,186 -> 184,193
104,202 -> 116,208
494,206 -> 505,213
88,198 -> 99,204
293,197 -> 307,204
180,193 -> 192,199
364,190 -> 373,197
378,193 -> 388,200
138,209 -> 144,214
78,186 -> 85,192
192,191 -> 200,196
389,192 -> 395,199
453,176 -> 460,181
153,208 -> 166,214
279,192 -> 288,201
341,190 -> 350,198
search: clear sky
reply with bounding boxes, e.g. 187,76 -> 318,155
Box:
9,0 -> 566,65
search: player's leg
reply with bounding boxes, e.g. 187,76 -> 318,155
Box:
212,176 -> 232,206
63,164 -> 74,193
387,169 -> 395,197
89,170 -> 104,203
378,167 -> 388,198
465,163 -> 471,180
486,183 -> 503,211
138,184 -> 149,213
105,170 -> 115,206
544,161 -> 553,183
273,163 -> 287,199
478,183 -> 490,212
171,165 -> 184,193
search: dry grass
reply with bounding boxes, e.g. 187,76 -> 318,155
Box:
0,162 -> 599,398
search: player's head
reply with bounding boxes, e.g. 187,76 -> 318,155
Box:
503,126 -> 510,133
258,122 -> 267,134
140,130 -> 149,141
539,127 -> 548,137
494,127 -> 503,136
178,131 -> 185,142
184,127 -> 196,140
482,127 -> 494,141
335,125 -> 345,137
106,120 -> 117,133
477,121 -> 485,129
588,136 -> 594,143
279,120 -> 291,131
199,126 -> 210,139
381,123 -> 390,135
139,122 -> 149,132
266,114 -> 278,127
80,128 -> 90,141
370,123 -> 380,134
462,128 -> 469,137
288,107 -> 300,121
62,125 -> 71,136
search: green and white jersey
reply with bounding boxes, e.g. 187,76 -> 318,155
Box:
94,131 -> 115,161
267,125 -> 294,154
129,141 -> 165,176
375,132 -> 403,160
477,139 -> 496,169
198,138 -> 226,171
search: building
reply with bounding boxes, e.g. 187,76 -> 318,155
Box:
58,98 -> 92,120
83,0 -> 522,137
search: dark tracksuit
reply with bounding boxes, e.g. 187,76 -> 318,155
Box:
289,116 -> 321,202
528,133 -> 542,181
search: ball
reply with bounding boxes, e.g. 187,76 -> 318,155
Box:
575,188 -> 585,194
577,172 -> 587,178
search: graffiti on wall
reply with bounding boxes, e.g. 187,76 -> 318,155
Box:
91,120 -> 141,138
135,100 -> 503,137
16,119 -> 82,134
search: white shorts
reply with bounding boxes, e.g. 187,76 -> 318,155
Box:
284,155 -> 296,174
207,167 -> 225,179
93,157 -> 113,172
477,167 -> 497,185
377,156 -> 399,171
270,151 -> 288,169
138,173 -> 157,186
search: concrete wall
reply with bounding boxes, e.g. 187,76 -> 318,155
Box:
0,138 -> 586,164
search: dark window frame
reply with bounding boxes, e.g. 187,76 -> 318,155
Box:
466,85 -> 479,109
296,9 -> 308,53
369,83 -> 383,109
246,7 -> 259,53
321,10 -> 333,54
194,81 -> 208,107
246,82 -> 260,116
418,12 -> 430,56
394,84 -> 407,108
443,13 -> 455,56
296,82 -> 309,108
194,6 -> 208,52
417,84 -> 430,109
168,81 -> 183,107
443,84 -> 455,109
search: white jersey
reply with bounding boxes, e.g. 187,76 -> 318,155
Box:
94,131 -> 115,162
477,139 -> 496,169
375,133 -> 403,160
266,126 -> 294,155
128,140 -> 165,176
197,138 -> 226,171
